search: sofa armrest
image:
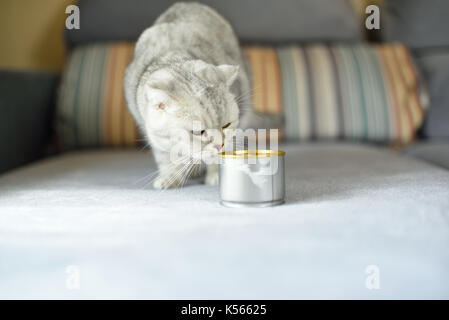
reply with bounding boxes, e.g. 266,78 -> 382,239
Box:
0,70 -> 58,174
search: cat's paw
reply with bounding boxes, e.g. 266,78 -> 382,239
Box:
153,174 -> 183,189
189,164 -> 203,179
205,171 -> 219,186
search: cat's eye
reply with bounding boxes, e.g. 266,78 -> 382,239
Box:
192,129 -> 206,135
222,122 -> 231,129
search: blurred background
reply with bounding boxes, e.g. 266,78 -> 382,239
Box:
0,0 -> 448,174
0,0 -> 377,71
0,0 -> 383,72
0,0 -> 73,71
0,0 -> 73,174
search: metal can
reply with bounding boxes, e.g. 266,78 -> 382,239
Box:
219,150 -> 285,207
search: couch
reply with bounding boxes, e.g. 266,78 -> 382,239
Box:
0,0 -> 448,299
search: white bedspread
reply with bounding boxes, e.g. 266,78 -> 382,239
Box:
0,143 -> 448,299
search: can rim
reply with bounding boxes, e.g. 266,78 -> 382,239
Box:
220,149 -> 285,158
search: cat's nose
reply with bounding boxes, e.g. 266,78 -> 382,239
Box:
215,143 -> 224,150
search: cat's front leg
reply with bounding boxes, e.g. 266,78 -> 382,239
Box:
205,163 -> 219,185
152,149 -> 187,189
153,167 -> 186,189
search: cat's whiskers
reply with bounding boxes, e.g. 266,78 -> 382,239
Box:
136,154 -> 191,189
234,84 -> 259,102
161,159 -> 193,192
235,92 -> 255,104
178,160 -> 197,190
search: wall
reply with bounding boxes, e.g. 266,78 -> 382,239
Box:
0,0 -> 74,71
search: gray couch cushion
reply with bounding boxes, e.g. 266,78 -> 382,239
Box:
1,144 -> 448,298
66,0 -> 362,46
405,141 -> 449,170
383,0 -> 449,49
415,51 -> 449,138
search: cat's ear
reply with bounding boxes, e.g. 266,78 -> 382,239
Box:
217,64 -> 239,86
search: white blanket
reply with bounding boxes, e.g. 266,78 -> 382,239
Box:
1,143 -> 448,299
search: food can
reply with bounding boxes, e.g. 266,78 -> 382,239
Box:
219,150 -> 285,207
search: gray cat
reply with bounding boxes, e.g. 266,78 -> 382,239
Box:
124,2 -> 252,189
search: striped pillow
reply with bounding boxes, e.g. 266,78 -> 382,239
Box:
57,43 -> 425,149
57,43 -> 138,149
244,44 -> 425,143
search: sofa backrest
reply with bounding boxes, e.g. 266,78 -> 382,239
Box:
382,0 -> 449,50
65,0 -> 363,46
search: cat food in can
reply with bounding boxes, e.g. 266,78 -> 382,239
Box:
219,150 -> 285,207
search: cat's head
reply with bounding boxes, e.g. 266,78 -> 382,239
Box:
136,60 -> 239,163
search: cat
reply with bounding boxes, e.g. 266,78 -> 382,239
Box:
124,2 -> 252,189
